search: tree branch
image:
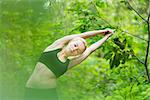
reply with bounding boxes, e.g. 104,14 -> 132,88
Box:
118,29 -> 148,42
144,13 -> 150,82
125,0 -> 147,23
92,1 -> 148,42
132,54 -> 145,65
125,0 -> 150,83
92,1 -> 150,79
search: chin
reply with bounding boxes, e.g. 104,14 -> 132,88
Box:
69,53 -> 75,56
71,53 -> 79,56
68,54 -> 80,59
68,52 -> 75,56
71,54 -> 76,56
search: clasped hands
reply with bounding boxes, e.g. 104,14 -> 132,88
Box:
103,29 -> 115,36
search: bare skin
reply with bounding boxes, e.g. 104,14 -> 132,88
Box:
26,62 -> 57,89
26,29 -> 114,89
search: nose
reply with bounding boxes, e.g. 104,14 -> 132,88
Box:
72,46 -> 78,51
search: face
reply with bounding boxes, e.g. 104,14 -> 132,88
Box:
65,39 -> 86,57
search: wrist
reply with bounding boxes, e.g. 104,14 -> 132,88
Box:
105,33 -> 112,37
104,30 -> 109,35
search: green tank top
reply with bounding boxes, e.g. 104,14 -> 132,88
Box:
38,48 -> 70,78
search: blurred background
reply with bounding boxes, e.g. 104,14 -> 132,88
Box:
0,0 -> 150,100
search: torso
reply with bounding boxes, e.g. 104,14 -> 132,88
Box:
26,62 -> 57,89
26,46 -> 69,89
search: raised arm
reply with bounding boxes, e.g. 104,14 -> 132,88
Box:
54,29 -> 112,46
44,29 -> 113,52
87,33 -> 112,52
67,33 -> 112,69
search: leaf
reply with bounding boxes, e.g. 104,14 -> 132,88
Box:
113,38 -> 126,50
121,39 -> 127,50
129,49 -> 135,57
109,52 -> 121,69
104,52 -> 113,60
109,58 -> 114,69
113,38 -> 122,47
121,51 -> 129,64
120,0 -> 125,3
114,53 -> 121,67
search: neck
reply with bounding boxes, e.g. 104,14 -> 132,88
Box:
58,49 -> 68,62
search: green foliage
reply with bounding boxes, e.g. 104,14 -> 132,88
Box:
0,0 -> 150,100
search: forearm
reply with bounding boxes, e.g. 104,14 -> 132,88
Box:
88,34 -> 112,52
66,30 -> 107,39
79,30 -> 107,39
57,30 -> 107,45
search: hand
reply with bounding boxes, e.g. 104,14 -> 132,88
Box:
104,29 -> 115,35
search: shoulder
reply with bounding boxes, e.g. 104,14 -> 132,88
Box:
43,39 -> 66,52
43,41 -> 64,52
43,47 -> 62,53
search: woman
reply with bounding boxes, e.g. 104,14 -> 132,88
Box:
24,29 -> 114,100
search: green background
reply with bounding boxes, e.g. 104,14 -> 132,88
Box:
0,0 -> 150,100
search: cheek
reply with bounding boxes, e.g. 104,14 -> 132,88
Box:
65,46 -> 71,54
67,47 -> 72,53
75,51 -> 80,56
